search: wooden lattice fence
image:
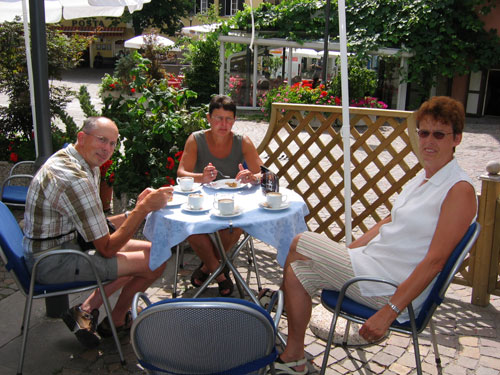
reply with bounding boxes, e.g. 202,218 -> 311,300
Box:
256,102 -> 500,302
257,103 -> 423,242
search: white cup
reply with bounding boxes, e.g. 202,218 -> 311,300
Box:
177,176 -> 194,191
188,193 -> 204,210
213,193 -> 234,215
266,192 -> 287,209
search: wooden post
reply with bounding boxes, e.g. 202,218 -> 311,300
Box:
471,174 -> 500,306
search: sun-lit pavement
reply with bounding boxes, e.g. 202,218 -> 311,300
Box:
1,68 -> 500,374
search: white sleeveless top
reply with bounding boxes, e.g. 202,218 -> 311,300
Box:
349,158 -> 474,320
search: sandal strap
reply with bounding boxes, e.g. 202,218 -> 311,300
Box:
274,357 -> 308,375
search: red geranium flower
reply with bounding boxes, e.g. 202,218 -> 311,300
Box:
10,152 -> 18,163
165,176 -> 175,186
165,156 -> 175,170
174,151 -> 183,161
334,97 -> 341,105
108,172 -> 115,184
130,88 -> 136,94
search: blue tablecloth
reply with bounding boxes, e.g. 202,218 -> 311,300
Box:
143,184 -> 309,270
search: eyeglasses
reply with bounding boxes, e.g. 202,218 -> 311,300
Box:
211,115 -> 235,125
84,132 -> 117,148
416,129 -> 454,140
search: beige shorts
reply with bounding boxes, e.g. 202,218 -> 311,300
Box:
27,240 -> 118,284
291,231 -> 389,310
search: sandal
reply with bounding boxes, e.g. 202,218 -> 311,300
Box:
190,262 -> 210,287
218,276 -> 234,297
97,311 -> 133,338
273,357 -> 308,375
258,288 -> 286,315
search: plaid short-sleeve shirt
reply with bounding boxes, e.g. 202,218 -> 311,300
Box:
23,145 -> 109,256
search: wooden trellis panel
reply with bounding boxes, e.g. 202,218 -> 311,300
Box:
257,103 -> 423,242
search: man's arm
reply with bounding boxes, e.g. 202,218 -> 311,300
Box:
93,187 -> 173,258
358,181 -> 476,341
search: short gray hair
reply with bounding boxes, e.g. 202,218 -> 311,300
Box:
80,116 -> 109,133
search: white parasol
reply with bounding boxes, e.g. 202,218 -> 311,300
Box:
124,35 -> 178,49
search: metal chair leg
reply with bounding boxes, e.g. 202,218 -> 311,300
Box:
429,319 -> 442,367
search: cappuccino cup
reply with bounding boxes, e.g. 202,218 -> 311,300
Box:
266,192 -> 287,209
177,176 -> 194,191
188,193 -> 204,210
214,193 -> 235,215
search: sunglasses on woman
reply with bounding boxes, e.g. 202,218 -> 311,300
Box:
416,129 -> 454,140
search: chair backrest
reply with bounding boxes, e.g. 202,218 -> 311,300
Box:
413,222 -> 480,329
131,297 -> 278,375
0,201 -> 31,293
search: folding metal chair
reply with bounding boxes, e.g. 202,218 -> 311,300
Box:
130,291 -> 284,374
1,161 -> 35,208
319,222 -> 480,375
0,202 -> 125,375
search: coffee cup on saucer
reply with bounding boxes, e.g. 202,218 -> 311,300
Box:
214,193 -> 235,215
177,176 -> 194,191
188,193 -> 204,210
266,192 -> 287,209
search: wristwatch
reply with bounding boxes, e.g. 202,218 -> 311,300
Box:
387,302 -> 401,315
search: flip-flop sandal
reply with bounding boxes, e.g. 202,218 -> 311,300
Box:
190,262 -> 210,287
273,357 -> 308,375
218,277 -> 234,297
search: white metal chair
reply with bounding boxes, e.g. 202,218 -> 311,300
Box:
319,222 -> 480,375
0,201 -> 125,375
130,291 -> 284,374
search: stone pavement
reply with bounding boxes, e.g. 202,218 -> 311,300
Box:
1,68 -> 500,374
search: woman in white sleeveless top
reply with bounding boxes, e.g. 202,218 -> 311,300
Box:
271,96 -> 477,374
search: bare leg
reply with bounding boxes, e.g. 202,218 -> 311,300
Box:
80,240 -> 165,325
187,229 -> 242,294
280,234 -> 310,371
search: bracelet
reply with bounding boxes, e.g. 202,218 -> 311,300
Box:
387,302 -> 401,315
124,210 -> 131,219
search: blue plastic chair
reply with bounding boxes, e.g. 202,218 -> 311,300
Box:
130,291 -> 284,374
319,222 -> 480,375
0,202 -> 125,375
0,161 -> 35,208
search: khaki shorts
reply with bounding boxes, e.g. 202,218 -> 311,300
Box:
27,240 -> 118,284
291,231 -> 389,310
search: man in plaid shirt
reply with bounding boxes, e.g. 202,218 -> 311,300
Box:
23,116 -> 173,347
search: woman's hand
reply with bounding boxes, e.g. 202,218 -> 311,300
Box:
202,162 -> 217,183
235,163 -> 260,184
358,304 -> 397,342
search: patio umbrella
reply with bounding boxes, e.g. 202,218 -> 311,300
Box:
124,34 -> 178,49
0,0 -> 150,164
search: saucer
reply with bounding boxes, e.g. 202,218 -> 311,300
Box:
258,201 -> 290,211
210,206 -> 243,218
166,195 -> 187,207
181,203 -> 211,213
173,183 -> 202,194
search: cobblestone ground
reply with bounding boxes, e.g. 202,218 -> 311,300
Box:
1,68 -> 500,374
